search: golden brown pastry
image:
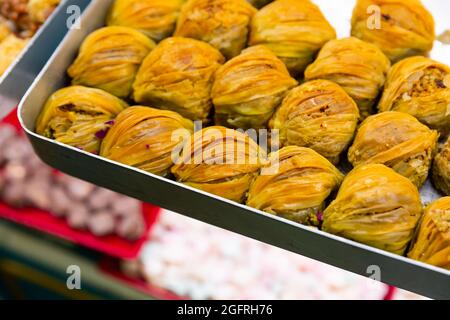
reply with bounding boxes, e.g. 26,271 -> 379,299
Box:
247,146 -> 343,226
246,0 -> 271,9
67,26 -> 155,98
174,0 -> 257,59
171,126 -> 266,202
100,106 -> 194,176
249,0 -> 336,77
270,80 -> 360,164
351,0 -> 435,63
106,0 -> 184,42
28,0 -> 60,23
212,45 -> 297,129
133,37 -> 224,123
304,37 -> 391,119
378,56 -> 450,135
408,197 -> 449,269
0,19 -> 12,43
432,138 -> 450,196
322,164 -> 422,255
35,86 -> 128,153
0,35 -> 28,76
0,0 -> 40,36
348,111 -> 438,188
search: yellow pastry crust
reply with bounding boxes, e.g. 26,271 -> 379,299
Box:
270,80 -> 360,164
106,0 -> 184,42
212,45 -> 297,129
247,146 -> 343,226
322,163 -> 422,255
171,126 -> 266,202
348,111 -> 438,188
378,56 -> 450,135
100,106 -> 194,176
133,37 -> 224,123
249,0 -> 336,77
35,86 -> 128,153
67,26 -> 155,98
28,0 -> 60,23
304,37 -> 390,119
408,197 -> 450,269
174,0 -> 257,59
0,35 -> 28,76
432,138 -> 450,196
351,0 -> 435,63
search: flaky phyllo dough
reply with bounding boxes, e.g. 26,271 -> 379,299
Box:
270,80 -> 359,164
378,56 -> 450,135
322,164 -> 422,255
408,197 -> 450,269
100,106 -> 193,176
305,37 -> 390,119
28,0 -> 60,23
171,126 -> 266,202
348,111 -> 438,188
174,0 -> 257,59
35,86 -> 128,153
247,146 -> 343,226
351,0 -> 435,63
212,45 -> 297,129
433,138 -> 450,196
67,26 -> 155,98
133,37 -> 224,123
106,0 -> 184,42
249,0 -> 336,77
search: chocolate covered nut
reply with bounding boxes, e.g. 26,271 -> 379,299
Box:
24,178 -> 51,210
116,213 -> 145,240
87,188 -> 117,211
87,210 -> 115,236
50,186 -> 72,217
66,203 -> 90,229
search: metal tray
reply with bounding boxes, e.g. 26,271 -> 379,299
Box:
18,0 -> 450,299
0,0 -> 91,120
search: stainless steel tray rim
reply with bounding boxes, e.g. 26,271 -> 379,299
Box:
18,117 -> 450,279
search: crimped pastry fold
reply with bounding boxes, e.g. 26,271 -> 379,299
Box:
348,111 -> 438,187
433,138 -> 450,196
305,37 -> 390,119
171,126 -> 265,202
67,26 -> 155,98
133,37 -> 224,123
174,0 -> 257,59
35,86 -> 128,153
249,0 -> 336,77
351,0 -> 435,63
270,80 -> 359,164
212,45 -> 297,129
408,197 -> 449,269
378,56 -> 450,135
106,0 -> 184,42
247,146 -> 343,226
322,164 -> 422,255
100,106 -> 194,176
